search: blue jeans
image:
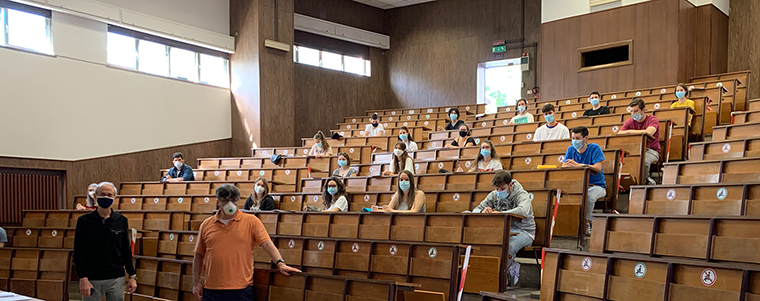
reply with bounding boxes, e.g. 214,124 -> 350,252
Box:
203,286 -> 254,301
508,230 -> 534,267
586,186 -> 607,224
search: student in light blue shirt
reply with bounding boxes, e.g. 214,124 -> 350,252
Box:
563,126 -> 606,236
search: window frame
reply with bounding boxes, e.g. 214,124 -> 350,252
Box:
294,45 -> 371,77
0,3 -> 54,56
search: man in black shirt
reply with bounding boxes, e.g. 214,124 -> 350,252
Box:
74,182 -> 137,301
583,91 -> 610,116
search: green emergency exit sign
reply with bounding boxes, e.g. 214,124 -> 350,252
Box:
492,45 -> 506,53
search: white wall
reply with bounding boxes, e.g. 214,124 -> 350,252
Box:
0,12 -> 231,161
95,0 -> 230,35
542,0 -> 729,23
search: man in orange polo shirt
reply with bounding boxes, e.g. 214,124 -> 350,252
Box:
192,184 -> 300,300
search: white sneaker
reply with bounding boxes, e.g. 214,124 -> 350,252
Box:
508,262 -> 521,286
585,223 -> 592,236
647,177 -> 657,185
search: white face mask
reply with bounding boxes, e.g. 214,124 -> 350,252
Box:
393,149 -> 404,157
254,185 -> 265,194
222,201 -> 237,215
174,161 -> 183,169
88,191 -> 95,197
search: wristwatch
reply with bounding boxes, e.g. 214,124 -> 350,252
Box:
129,274 -> 138,280
274,259 -> 285,265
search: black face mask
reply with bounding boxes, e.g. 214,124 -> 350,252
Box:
459,131 -> 468,137
97,197 -> 114,209
372,123 -> 379,128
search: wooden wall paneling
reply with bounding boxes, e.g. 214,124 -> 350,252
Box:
386,0 -> 541,109
230,0 -> 263,155
677,0 -> 696,84
294,0 -> 386,33
728,0 -> 760,100
695,5 -> 729,77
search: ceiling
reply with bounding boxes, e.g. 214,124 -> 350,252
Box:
353,0 -> 437,9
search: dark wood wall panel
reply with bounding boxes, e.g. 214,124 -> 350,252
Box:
728,0 -> 760,99
677,0 -> 696,84
0,139 -> 232,210
386,0 -> 541,108
294,0 -> 386,33
540,0 -> 691,100
230,0 -> 263,155
695,5 -> 728,77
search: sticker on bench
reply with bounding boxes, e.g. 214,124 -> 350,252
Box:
506,107 -> 511,112
284,150 -> 289,154
611,95 -> 617,99
415,164 -> 420,170
318,241 -> 325,251
475,138 -> 481,144
260,171 -> 265,176
558,155 -> 565,163
566,100 -> 571,104
528,193 -> 534,201
170,234 -> 175,241
340,131 -> 345,136
500,136 -> 506,142
370,167 -> 375,172
352,243 -> 360,253
389,117 -> 393,121
428,247 -> 438,258
432,142 -> 437,147
214,171 -> 220,176
635,91 -> 641,96
407,116 -> 412,120
717,82 -> 723,87
503,120 -> 509,125
237,171 -> 243,176
314,196 -> 319,202
392,111 -> 396,115
364,195 -> 370,202
453,193 -> 460,201
304,149 -> 309,154
352,118 -> 357,123
404,122 -> 408,126
612,126 -> 619,133
26,229 -> 32,236
666,189 -> 676,201
51,230 -> 58,237
716,188 -> 728,200
389,245 -> 398,256
627,107 -> 632,113
572,112 -> 577,118
466,106 -> 471,111
178,197 -> 184,204
660,89 -> 666,94
654,103 -> 660,110
289,239 -> 295,248
525,158 -> 532,165
465,161 -> 471,167
424,121 -> 429,126
189,235 -> 194,242
634,262 -> 647,278
689,85 -> 695,91
285,170 -> 291,175
204,197 -> 210,203
701,268 -> 716,286
350,148 -> 355,153
482,122 -> 487,127
263,151 -> 268,155
384,123 -> 389,127
526,133 -> 533,140
581,257 -> 592,271
153,198 -> 159,203
722,143 -> 731,153
291,196 -> 296,202
438,163 -> 444,168
131,198 -> 136,204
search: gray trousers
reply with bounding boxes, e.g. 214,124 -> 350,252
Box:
83,278 -> 124,301
586,186 -> 607,224
644,148 -> 660,180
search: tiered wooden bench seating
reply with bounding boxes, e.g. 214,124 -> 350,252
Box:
337,119 -> 444,132
480,292 -> 533,301
661,156 -> 760,185
692,70 -> 751,111
330,125 -> 431,141
628,182 -> 760,216
0,247 -> 73,301
713,120 -> 760,141
3,227 -> 75,249
589,214 -> 760,264
540,248 -> 760,301
250,145 -> 375,164
22,210 -> 194,232
367,104 -> 483,116
688,136 -> 760,160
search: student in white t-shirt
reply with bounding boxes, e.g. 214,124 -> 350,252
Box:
398,126 -> 418,152
533,103 -> 570,142
508,99 -> 534,125
384,142 -> 415,176
302,177 -> 348,212
467,140 -> 504,172
364,114 -> 385,137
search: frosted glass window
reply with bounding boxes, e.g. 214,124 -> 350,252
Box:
200,54 -> 229,88
296,46 -> 320,67
6,8 -> 52,54
321,51 -> 342,71
107,32 -> 137,69
170,47 -> 198,82
138,39 -> 169,76
344,55 -> 365,75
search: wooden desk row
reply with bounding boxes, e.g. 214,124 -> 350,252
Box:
0,248 -> 72,301
692,70 -> 751,110
366,104 -> 483,117
589,214 -> 760,265
662,156 -> 760,185
337,119 -> 445,132
540,247 -> 760,301
248,145 -> 375,165
329,125 -> 431,141
712,120 -> 760,141
343,114 -> 459,125
629,182 -> 760,217
731,104 -> 760,124
22,210 -> 194,232
688,136 -> 760,161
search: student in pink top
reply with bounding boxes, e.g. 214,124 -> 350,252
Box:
618,98 -> 660,185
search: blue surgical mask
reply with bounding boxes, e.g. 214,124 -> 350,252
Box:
590,98 -> 600,107
316,142 -> 323,148
480,149 -> 491,158
399,180 -> 411,192
450,114 -> 458,122
632,112 -> 643,121
517,106 -> 526,113
97,197 -> 114,209
496,189 -> 510,200
545,114 -> 555,123
327,187 -> 338,195
675,91 -> 686,99
337,159 -> 347,167
572,139 -> 584,151
399,134 -> 408,141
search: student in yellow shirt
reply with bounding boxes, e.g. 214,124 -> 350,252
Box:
670,83 -> 695,126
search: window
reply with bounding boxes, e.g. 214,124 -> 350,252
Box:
0,4 -> 53,55
578,40 -> 633,72
294,45 -> 370,77
477,58 -> 524,114
106,26 -> 230,88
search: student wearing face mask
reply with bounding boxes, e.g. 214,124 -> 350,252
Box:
364,114 -> 386,137
77,183 -> 99,210
244,178 -> 275,211
533,104 -> 570,141
162,152 -> 195,182
670,83 -> 695,126
333,152 -> 358,177
309,131 -> 333,157
562,127 -> 606,236
468,140 -> 503,172
398,126 -> 418,152
74,182 -> 137,301
373,170 -> 426,213
302,177 -> 349,212
508,99 -> 534,125
384,142 -> 415,176
472,170 -> 535,286
618,98 -> 660,185
583,91 -> 610,116
448,124 -> 476,148
438,108 -> 466,131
